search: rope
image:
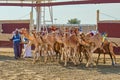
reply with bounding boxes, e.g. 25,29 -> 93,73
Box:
17,12 -> 30,19
100,12 -> 119,20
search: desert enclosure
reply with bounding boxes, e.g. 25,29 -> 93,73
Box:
0,32 -> 120,80
0,0 -> 120,79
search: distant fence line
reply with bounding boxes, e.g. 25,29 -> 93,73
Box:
38,24 -> 97,33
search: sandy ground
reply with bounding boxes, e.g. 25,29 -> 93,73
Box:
0,48 -> 120,80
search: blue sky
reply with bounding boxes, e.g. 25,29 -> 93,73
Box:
0,1 -> 119,24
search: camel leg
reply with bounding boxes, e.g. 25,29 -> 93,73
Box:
48,49 -> 54,62
79,52 -> 83,62
109,43 -> 116,65
55,51 -> 61,62
70,49 -> 77,66
84,51 -> 89,63
64,48 -> 72,66
111,51 -> 116,64
47,51 -> 51,62
57,50 -> 61,62
38,47 -> 42,62
108,52 -> 115,66
32,49 -> 38,64
96,52 -> 101,65
55,51 -> 58,60
86,58 -> 90,67
50,48 -> 55,62
74,49 -> 80,65
61,48 -> 64,61
89,53 -> 94,67
109,43 -> 117,64
86,48 -> 97,67
64,51 -> 68,66
86,52 -> 91,67
35,46 -> 42,62
55,49 -> 60,61
44,50 -> 48,64
103,53 -> 106,64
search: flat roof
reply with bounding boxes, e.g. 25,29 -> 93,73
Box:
0,19 -> 30,23
98,20 -> 120,23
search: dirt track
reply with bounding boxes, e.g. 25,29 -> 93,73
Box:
0,48 -> 120,80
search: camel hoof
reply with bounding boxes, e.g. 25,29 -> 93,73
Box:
32,61 -> 36,64
85,63 -> 89,68
64,64 -> 67,67
112,62 -> 115,66
85,66 -> 89,68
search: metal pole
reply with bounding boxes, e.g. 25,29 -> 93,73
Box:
30,0 -> 34,31
36,1 -> 42,32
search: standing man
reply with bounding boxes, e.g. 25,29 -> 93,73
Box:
10,29 -> 21,59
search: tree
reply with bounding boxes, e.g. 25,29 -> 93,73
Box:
67,18 -> 80,24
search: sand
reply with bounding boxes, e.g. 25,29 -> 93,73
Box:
0,48 -> 120,80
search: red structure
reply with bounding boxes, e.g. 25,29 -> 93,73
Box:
0,20 -> 30,34
2,23 -> 29,34
98,21 -> 120,38
97,20 -> 120,55
0,41 -> 13,48
0,20 -> 30,48
0,0 -> 119,7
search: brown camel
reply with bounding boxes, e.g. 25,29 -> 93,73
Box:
96,39 -> 118,65
82,32 -> 103,67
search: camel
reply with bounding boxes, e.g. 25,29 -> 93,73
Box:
58,29 -> 85,66
19,28 -> 43,63
53,27 -> 90,66
81,31 -> 119,67
96,39 -> 118,65
77,39 -> 90,63
81,32 -> 103,67
35,27 -> 64,62
29,30 -> 58,63
53,32 -> 64,61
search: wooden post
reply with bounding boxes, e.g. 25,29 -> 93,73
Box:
97,10 -> 99,23
96,10 -> 100,31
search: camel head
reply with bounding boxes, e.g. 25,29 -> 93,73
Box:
19,28 -> 28,35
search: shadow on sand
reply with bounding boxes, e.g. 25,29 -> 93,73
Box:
0,55 -> 14,61
59,61 -> 120,75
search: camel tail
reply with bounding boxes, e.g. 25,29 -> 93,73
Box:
111,41 -> 119,47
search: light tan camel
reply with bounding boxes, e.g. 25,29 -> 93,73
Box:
59,29 -> 84,66
19,28 -> 42,63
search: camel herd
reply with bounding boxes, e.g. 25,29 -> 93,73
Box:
19,26 -> 118,67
